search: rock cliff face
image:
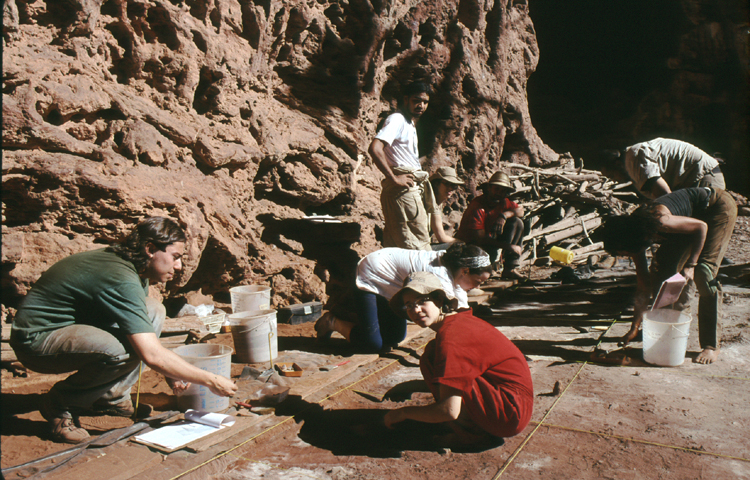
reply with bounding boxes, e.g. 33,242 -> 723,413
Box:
2,0 -> 557,312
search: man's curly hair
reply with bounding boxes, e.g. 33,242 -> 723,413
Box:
108,217 -> 186,273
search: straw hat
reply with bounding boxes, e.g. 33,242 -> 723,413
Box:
429,166 -> 464,186
481,171 -> 514,191
389,271 -> 458,316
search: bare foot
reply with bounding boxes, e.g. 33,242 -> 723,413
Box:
694,348 -> 719,364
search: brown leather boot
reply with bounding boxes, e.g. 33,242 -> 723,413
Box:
40,396 -> 90,444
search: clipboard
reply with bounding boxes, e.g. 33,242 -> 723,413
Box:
652,273 -> 687,310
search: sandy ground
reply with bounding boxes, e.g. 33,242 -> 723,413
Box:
2,216 -> 749,479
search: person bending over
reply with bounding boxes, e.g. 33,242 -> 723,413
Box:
314,243 -> 492,353
383,271 -> 533,448
600,187 -> 737,364
11,217 -> 238,443
599,138 -> 725,199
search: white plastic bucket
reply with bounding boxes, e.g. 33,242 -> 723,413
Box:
229,309 -> 278,364
173,344 -> 233,412
230,285 -> 271,314
642,309 -> 692,367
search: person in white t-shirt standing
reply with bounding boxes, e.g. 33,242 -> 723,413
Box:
369,81 -> 434,251
600,138 -> 725,199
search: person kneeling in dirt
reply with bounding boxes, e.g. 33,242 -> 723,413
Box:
10,217 -> 238,444
455,171 -> 525,279
600,187 -> 737,364
315,243 -> 492,353
383,271 -> 533,448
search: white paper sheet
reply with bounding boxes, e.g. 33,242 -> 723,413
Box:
134,409 -> 235,450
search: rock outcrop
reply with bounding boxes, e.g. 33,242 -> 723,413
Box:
2,0 -> 558,313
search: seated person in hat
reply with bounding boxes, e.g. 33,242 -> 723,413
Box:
599,138 -> 725,199
427,166 -> 465,250
10,217 -> 238,443
600,187 -> 737,364
455,171 -> 525,279
315,243 -> 492,353
384,271 -> 533,448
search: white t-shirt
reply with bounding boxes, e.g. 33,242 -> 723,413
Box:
624,138 -> 719,191
355,248 -> 469,309
375,112 -> 421,170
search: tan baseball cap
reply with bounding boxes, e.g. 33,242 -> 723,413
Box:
429,166 -> 464,186
389,271 -> 458,316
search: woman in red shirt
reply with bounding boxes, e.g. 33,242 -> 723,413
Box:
384,271 -> 534,448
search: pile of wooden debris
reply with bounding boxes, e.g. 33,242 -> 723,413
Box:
506,162 -> 639,268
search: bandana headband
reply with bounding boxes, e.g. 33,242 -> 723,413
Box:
455,253 -> 491,269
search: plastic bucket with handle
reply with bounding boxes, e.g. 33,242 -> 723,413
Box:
229,285 -> 271,314
228,309 -> 278,364
642,309 -> 692,367
173,344 -> 233,412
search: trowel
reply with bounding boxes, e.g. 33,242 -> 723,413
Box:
258,331 -> 275,380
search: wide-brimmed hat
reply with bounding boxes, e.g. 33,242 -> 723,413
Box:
389,271 -> 458,317
480,171 -> 514,191
429,166 -> 464,186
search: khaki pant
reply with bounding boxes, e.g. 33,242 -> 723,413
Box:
380,177 -> 433,251
11,297 -> 166,410
651,189 -> 737,349
697,169 -> 725,191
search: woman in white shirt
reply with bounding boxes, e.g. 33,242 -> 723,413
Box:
315,243 -> 491,352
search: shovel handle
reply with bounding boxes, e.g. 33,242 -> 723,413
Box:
268,331 -> 275,368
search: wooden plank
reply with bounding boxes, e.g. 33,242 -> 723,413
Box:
161,316 -> 206,334
2,341 -> 18,363
569,242 -> 605,256
185,416 -> 266,453
2,324 -> 12,341
44,443 -> 162,480
288,353 -> 378,400
542,217 -> 602,245
525,212 -> 598,240
129,416 -> 264,454
572,250 -> 606,264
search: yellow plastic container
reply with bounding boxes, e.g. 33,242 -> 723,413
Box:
550,246 -> 575,264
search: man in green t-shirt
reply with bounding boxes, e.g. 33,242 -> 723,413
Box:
11,217 -> 238,443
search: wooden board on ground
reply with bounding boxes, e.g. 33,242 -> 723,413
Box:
130,415 -> 262,454
44,443 -> 162,480
481,279 -> 517,290
2,324 -> 12,341
185,415 -> 268,453
1,343 -> 17,363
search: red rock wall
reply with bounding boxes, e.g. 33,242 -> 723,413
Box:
2,0 -> 557,311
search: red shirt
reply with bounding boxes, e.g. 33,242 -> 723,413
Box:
455,195 -> 519,241
420,309 -> 533,437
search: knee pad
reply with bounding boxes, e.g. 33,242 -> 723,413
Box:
694,263 -> 717,297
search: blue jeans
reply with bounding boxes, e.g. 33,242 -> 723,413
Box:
350,290 -> 407,353
11,297 -> 165,410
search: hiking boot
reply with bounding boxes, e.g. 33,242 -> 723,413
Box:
40,396 -> 90,444
314,312 -> 336,342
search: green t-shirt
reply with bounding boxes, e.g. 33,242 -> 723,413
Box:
12,248 -> 155,340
